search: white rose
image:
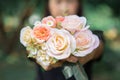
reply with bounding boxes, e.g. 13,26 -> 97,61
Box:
46,29 -> 76,60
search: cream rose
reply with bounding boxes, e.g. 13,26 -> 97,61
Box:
61,15 -> 87,33
73,30 -> 100,57
20,26 -> 32,47
46,29 -> 76,60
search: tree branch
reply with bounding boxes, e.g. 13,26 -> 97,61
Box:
5,0 -> 38,54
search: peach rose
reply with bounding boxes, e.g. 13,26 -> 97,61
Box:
20,26 -> 32,46
32,25 -> 51,43
73,30 -> 100,57
46,29 -> 76,60
61,15 -> 87,34
42,16 -> 56,28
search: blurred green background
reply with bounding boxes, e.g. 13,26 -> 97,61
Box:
0,0 -> 120,80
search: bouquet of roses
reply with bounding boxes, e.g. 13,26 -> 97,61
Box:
20,15 -> 100,70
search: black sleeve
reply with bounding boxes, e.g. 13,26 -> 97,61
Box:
92,30 -> 105,61
92,30 -> 105,43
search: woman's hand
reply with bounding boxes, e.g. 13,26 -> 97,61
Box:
36,60 -> 65,71
66,55 -> 79,63
65,53 -> 95,64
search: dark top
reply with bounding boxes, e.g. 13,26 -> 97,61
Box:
36,65 -> 76,80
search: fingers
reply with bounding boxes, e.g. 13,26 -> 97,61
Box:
66,55 -> 78,63
78,50 -> 95,65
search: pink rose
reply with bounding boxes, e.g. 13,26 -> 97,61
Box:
42,16 -> 56,28
72,30 -> 100,57
61,15 -> 87,34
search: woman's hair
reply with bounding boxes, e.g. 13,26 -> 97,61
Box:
43,0 -> 83,17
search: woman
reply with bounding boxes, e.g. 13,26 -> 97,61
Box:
35,0 -> 105,80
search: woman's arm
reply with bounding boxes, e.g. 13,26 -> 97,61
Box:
66,40 -> 104,65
